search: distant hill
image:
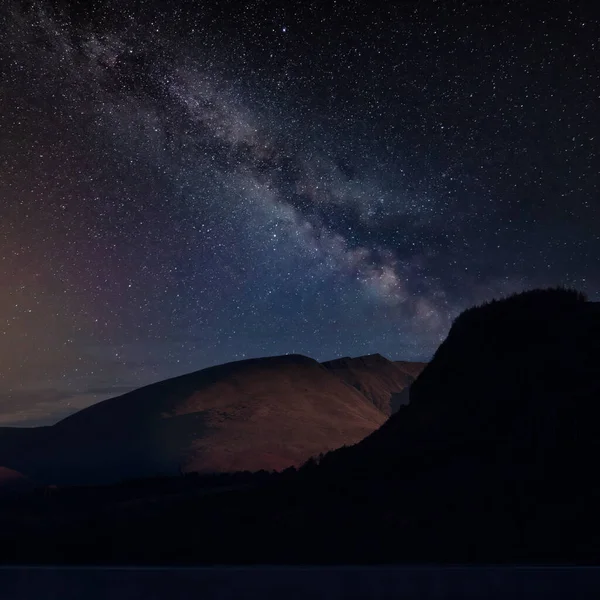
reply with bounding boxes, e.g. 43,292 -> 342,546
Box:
0,354 -> 423,487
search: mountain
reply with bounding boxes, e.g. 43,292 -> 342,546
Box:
322,354 -> 426,415
300,288 -> 600,562
5,288 -> 596,565
354,288 -> 599,460
0,353 -> 410,486
2,288 -> 597,564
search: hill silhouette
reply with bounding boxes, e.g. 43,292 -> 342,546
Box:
1,287 -> 599,564
0,354 -> 420,487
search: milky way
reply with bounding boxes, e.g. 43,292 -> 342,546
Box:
0,1 -> 598,425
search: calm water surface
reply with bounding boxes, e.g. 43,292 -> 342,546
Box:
2,566 -> 600,599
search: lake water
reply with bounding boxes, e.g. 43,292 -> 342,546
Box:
2,566 -> 600,599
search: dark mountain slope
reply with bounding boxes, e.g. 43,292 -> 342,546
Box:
357,288 -> 598,458
307,288 -> 600,561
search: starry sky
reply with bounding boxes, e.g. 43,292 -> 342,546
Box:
0,0 -> 598,426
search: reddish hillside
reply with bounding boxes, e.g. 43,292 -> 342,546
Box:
322,354 -> 427,415
0,354 -> 387,485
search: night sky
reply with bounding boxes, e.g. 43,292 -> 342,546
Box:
0,0 -> 598,426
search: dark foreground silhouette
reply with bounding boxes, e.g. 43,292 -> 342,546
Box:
0,287 -> 599,564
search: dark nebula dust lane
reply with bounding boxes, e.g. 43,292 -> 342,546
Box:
0,0 -> 598,425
